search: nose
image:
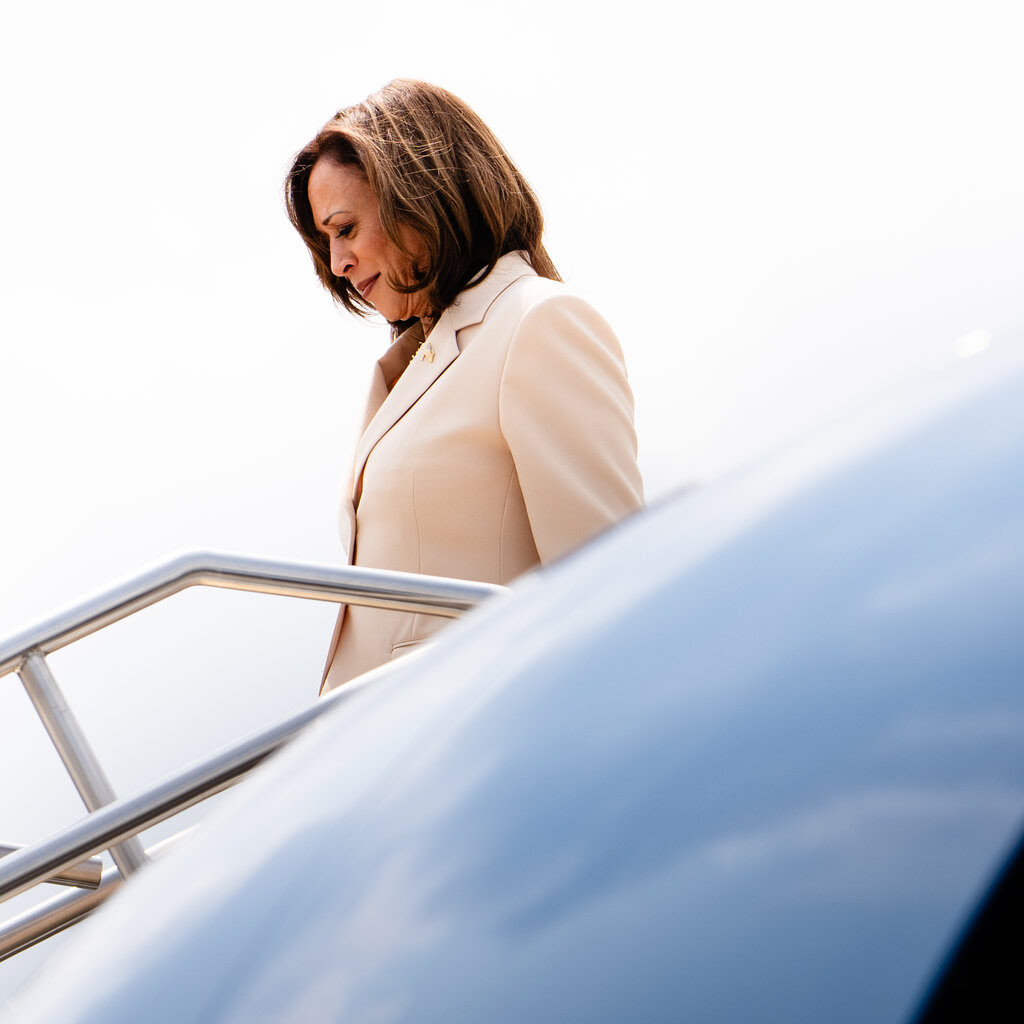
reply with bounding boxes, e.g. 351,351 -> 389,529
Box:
329,238 -> 354,279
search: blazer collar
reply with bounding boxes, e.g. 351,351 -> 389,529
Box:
446,250 -> 536,332
351,252 -> 537,503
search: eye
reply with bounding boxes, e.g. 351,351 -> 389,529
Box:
334,224 -> 353,239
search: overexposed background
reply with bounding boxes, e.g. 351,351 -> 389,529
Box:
2,0 -> 1023,997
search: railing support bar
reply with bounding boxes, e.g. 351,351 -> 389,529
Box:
18,653 -> 149,879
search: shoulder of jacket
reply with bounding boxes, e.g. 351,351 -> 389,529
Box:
488,273 -> 590,322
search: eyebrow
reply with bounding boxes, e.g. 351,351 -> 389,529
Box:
320,209 -> 351,226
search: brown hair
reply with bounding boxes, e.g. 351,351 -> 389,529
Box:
285,79 -> 560,321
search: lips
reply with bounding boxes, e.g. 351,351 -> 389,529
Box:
356,274 -> 379,299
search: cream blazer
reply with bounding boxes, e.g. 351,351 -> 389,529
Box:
321,252 -> 644,692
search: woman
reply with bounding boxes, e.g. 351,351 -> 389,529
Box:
285,79 -> 644,693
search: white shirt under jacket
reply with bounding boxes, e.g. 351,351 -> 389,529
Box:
321,251 -> 644,692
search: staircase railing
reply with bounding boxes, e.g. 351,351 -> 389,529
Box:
0,553 -> 504,961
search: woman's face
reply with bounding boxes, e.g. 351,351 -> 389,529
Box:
307,158 -> 428,323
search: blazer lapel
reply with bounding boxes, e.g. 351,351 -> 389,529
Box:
351,310 -> 459,503
350,252 -> 537,504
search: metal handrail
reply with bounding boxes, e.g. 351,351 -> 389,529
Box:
0,662 -> 397,962
0,553 -> 505,960
0,830 -> 195,962
0,864 -> 120,963
0,551 -> 504,677
0,847 -> 102,890
0,672 -> 358,905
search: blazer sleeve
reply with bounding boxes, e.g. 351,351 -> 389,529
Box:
498,292 -> 644,564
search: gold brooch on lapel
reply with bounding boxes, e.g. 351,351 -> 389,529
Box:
420,343 -> 435,363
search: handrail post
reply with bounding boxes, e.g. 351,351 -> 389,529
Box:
18,652 -> 149,879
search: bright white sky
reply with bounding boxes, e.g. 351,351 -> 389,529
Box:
2,0 -> 1024,995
